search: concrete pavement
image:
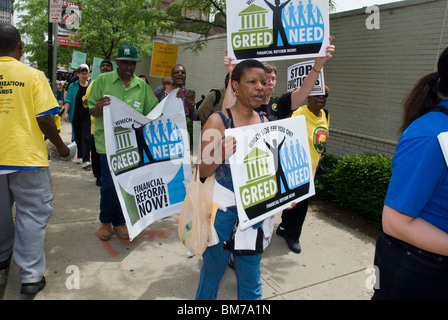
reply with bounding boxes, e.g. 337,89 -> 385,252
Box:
2,121 -> 377,300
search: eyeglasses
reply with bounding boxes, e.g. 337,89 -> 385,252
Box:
173,70 -> 186,75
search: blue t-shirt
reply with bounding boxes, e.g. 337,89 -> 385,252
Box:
385,100 -> 448,233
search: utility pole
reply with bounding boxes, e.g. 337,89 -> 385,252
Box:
48,19 -> 53,89
48,0 -> 63,94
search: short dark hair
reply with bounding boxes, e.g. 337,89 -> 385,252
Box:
101,59 -> 113,67
231,59 -> 266,84
0,23 -> 21,55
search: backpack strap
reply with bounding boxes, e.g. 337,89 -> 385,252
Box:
435,105 -> 448,116
212,89 -> 221,107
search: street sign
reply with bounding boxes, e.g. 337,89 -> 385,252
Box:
49,0 -> 63,23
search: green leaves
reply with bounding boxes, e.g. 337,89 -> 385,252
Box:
315,153 -> 392,229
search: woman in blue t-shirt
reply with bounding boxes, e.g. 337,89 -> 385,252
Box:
372,48 -> 448,300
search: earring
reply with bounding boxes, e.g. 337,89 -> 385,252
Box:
234,91 -> 238,97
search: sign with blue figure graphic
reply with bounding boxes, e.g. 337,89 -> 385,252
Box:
227,116 -> 315,230
226,0 -> 330,62
103,92 -> 191,240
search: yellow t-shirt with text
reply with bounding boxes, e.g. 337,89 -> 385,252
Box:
0,56 -> 59,167
291,105 -> 330,175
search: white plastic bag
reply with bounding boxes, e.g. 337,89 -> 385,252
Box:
178,166 -> 217,255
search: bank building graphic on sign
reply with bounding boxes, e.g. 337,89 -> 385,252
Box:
110,126 -> 141,174
240,147 -> 278,210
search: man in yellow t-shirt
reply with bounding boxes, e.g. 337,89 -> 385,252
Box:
0,23 -> 69,295
277,86 -> 330,254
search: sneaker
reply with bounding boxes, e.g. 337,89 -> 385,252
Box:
98,222 -> 113,241
21,276 -> 46,295
82,161 -> 91,169
114,225 -> 129,240
74,158 -> 82,164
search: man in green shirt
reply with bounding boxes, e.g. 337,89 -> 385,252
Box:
88,44 -> 158,241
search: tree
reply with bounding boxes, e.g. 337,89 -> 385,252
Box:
14,0 -> 159,71
76,0 -> 158,60
14,0 -> 74,72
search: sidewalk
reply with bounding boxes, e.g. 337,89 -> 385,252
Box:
2,121 -> 376,300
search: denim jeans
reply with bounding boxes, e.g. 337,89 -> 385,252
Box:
372,233 -> 448,300
196,208 -> 262,300
99,154 -> 125,226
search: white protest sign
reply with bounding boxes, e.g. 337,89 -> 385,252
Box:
227,116 -> 315,230
226,0 -> 330,63
287,60 -> 325,95
103,92 -> 191,240
439,132 -> 448,167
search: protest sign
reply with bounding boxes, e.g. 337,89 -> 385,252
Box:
150,42 -> 179,78
226,0 -> 330,63
103,91 -> 191,240
227,116 -> 315,230
70,51 -> 86,69
439,132 -> 448,167
287,60 -> 325,95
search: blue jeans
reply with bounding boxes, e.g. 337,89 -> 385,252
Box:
196,208 -> 262,300
99,154 -> 125,226
372,233 -> 448,300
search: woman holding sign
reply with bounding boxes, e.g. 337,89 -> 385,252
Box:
153,64 -> 198,121
196,59 -> 274,300
371,47 -> 448,299
223,40 -> 334,254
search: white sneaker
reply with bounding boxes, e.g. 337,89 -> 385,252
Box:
74,158 -> 82,164
82,161 -> 91,169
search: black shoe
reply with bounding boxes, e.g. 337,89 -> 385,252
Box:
96,177 -> 102,186
20,276 -> 46,295
277,226 -> 301,253
0,255 -> 11,270
284,238 -> 302,254
276,226 -> 286,238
